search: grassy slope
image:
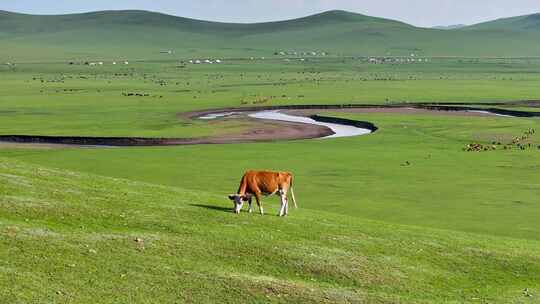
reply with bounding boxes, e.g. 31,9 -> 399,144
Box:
2,10 -> 540,61
1,157 -> 539,303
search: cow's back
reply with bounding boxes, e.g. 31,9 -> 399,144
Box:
243,170 -> 292,195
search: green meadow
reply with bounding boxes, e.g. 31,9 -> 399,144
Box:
1,57 -> 540,303
3,112 -> 540,239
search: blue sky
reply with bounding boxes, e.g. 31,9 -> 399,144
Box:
2,0 -> 540,27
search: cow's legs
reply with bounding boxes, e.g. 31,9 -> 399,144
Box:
283,179 -> 297,209
284,197 -> 289,216
255,193 -> 264,215
247,196 -> 253,213
278,190 -> 287,217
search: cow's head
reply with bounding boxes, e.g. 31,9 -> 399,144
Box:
228,194 -> 248,214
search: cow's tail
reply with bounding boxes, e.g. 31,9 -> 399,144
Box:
290,176 -> 298,208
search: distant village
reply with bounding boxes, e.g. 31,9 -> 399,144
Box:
6,49 -> 435,68
275,50 -> 329,57
187,59 -> 222,64
274,50 -> 430,64
364,55 -> 431,64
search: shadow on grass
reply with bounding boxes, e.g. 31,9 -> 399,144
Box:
191,204 -> 233,213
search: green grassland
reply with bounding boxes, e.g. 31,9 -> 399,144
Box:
3,112 -> 539,240
1,58 -> 540,137
1,54 -> 540,302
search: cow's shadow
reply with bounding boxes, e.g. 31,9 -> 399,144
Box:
191,203 -> 232,213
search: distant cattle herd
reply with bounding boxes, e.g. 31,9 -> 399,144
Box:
464,129 -> 538,152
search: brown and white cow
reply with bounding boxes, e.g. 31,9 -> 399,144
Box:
228,170 -> 297,216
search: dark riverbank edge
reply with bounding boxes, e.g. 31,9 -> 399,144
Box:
187,103 -> 540,119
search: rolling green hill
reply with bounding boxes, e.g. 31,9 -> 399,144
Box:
0,10 -> 410,34
1,9 -> 540,61
465,13 -> 540,31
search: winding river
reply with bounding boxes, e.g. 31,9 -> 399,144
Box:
248,111 -> 372,138
1,104 -> 535,147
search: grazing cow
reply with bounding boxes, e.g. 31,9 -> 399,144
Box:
228,170 -> 297,216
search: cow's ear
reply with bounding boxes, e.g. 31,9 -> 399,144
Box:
228,195 -> 236,200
